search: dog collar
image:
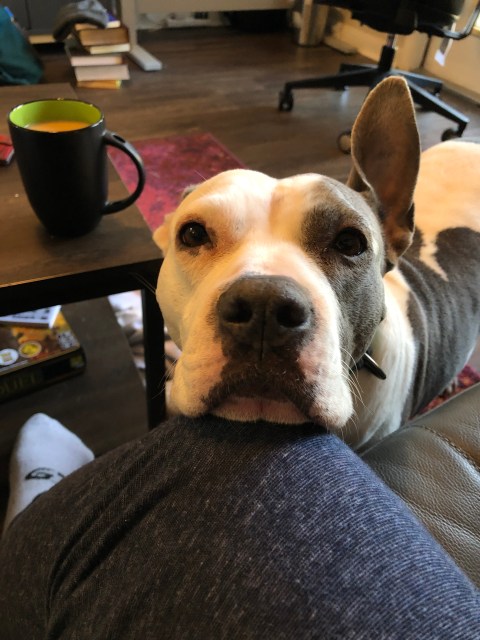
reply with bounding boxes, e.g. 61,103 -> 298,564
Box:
353,352 -> 387,380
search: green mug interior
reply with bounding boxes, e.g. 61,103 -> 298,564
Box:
9,99 -> 102,129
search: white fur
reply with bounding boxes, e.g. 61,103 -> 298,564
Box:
344,269 -> 416,447
415,141 -> 480,278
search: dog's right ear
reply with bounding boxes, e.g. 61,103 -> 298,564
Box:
347,77 -> 420,267
152,184 -> 200,255
153,213 -> 172,255
181,184 -> 198,199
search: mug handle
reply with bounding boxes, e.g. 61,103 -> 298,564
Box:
102,131 -> 145,214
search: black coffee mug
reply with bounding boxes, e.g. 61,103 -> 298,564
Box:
8,98 -> 145,237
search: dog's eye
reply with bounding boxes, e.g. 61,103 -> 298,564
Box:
333,228 -> 367,257
179,222 -> 210,248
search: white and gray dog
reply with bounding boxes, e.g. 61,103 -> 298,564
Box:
154,77 -> 480,449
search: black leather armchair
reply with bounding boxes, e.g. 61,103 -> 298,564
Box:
362,383 -> 480,587
279,0 -> 480,148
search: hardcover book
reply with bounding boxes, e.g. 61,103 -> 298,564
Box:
0,312 -> 86,402
65,41 -> 124,66
76,79 -> 123,90
73,22 -> 129,47
73,63 -> 130,81
80,42 -> 131,55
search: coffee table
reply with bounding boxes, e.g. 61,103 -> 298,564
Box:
0,84 -> 165,432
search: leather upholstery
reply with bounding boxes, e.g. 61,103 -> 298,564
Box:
362,383 -> 480,587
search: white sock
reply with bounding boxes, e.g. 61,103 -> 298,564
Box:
3,413 -> 94,534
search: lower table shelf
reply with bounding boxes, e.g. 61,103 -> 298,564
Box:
0,297 -> 149,487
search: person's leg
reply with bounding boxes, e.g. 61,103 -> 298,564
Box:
0,416 -> 478,639
3,413 -> 94,534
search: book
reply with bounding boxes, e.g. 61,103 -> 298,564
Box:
76,79 -> 123,90
73,63 -> 130,82
81,42 -> 131,55
65,41 -> 124,67
0,306 -> 61,329
72,22 -> 129,48
0,311 -> 86,403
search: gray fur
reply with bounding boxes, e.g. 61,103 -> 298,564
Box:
401,226 -> 480,417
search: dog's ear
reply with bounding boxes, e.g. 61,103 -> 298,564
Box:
153,212 -> 172,255
181,184 -> 198,199
152,185 -> 200,255
347,77 -> 420,266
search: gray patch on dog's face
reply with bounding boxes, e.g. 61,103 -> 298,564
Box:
401,226 -> 480,415
301,177 -> 386,364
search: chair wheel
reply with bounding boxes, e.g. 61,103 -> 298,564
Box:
337,130 -> 352,154
278,90 -> 294,112
441,128 -> 461,142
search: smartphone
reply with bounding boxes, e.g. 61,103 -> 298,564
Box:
0,134 -> 14,166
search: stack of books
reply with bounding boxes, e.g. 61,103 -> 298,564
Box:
0,307 -> 86,402
65,15 -> 131,89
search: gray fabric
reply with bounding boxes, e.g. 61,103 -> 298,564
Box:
0,416 -> 479,638
53,0 -> 109,41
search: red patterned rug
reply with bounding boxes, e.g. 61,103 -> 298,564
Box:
421,365 -> 480,414
111,131 -> 479,409
109,131 -> 245,231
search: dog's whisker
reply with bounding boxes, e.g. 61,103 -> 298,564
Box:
193,169 -> 207,181
131,272 -> 157,296
339,346 -> 367,418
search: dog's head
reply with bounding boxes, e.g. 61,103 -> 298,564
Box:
153,77 -> 420,436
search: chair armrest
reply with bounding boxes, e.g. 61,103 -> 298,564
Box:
426,0 -> 480,40
362,383 -> 480,586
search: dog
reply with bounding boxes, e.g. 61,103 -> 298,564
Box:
153,77 -> 480,448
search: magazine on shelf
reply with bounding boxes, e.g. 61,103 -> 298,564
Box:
0,306 -> 61,328
0,311 -> 86,402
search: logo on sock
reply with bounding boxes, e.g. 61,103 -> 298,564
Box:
25,467 -> 65,481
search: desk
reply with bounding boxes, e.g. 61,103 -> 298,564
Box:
120,0 -> 292,70
0,84 -> 165,434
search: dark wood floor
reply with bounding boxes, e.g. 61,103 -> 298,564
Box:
40,25 -> 480,185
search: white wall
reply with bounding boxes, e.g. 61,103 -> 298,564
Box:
423,35 -> 480,101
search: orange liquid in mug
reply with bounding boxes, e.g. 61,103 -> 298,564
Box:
26,120 -> 90,132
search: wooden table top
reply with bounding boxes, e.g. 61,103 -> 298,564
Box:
0,83 -> 161,303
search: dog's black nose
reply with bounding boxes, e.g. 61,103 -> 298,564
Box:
217,276 -> 314,352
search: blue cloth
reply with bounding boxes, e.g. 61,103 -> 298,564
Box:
0,416 -> 479,638
0,7 -> 43,85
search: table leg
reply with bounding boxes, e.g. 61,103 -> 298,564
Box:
142,287 -> 166,428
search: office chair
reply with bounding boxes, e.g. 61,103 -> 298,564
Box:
279,0 -> 480,151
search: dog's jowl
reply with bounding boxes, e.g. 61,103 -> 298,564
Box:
154,77 -> 480,448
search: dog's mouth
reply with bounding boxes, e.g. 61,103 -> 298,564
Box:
203,367 -> 316,424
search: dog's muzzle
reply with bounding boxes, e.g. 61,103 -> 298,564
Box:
217,275 -> 314,357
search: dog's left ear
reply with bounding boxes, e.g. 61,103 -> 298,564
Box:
347,77 -> 420,266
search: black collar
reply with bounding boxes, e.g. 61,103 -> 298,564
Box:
353,352 -> 387,380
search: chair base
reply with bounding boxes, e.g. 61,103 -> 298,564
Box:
279,43 -> 469,141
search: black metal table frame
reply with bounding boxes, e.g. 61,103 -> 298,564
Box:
0,259 -> 165,428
